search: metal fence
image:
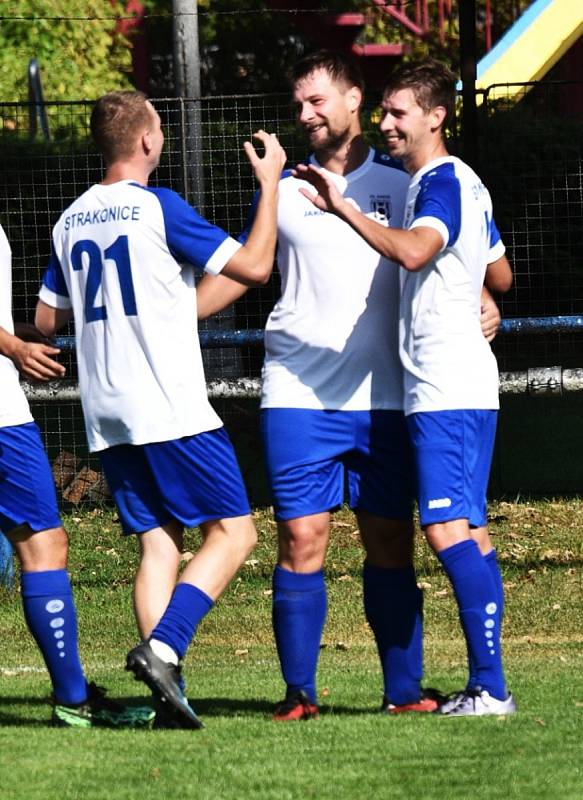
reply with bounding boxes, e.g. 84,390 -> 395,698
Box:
1,82 -> 582,505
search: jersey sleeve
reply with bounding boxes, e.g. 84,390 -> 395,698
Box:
488,216 -> 506,262
151,187 -> 242,275
409,167 -> 461,250
38,247 -> 72,309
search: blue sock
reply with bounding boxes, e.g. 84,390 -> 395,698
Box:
150,583 -> 214,660
438,540 -> 507,700
272,566 -> 327,705
20,569 -> 87,705
363,563 -> 423,705
484,549 -> 505,621
467,548 -> 505,689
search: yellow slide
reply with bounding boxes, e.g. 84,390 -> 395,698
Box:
476,0 -> 583,101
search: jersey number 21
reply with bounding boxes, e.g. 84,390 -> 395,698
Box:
72,236 -> 137,322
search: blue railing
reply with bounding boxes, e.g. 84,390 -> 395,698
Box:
49,316 -> 583,352
3,313 -> 582,587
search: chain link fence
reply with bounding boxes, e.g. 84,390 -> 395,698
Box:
1,82 -> 582,505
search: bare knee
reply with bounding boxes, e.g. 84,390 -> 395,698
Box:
138,520 -> 184,570
201,515 -> 257,561
425,519 -> 471,554
471,525 -> 493,555
9,525 -> 69,572
278,513 -> 330,572
358,511 -> 414,569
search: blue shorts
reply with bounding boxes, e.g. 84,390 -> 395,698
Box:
407,410 -> 497,528
0,422 -> 62,535
99,427 -> 251,535
261,408 -> 414,522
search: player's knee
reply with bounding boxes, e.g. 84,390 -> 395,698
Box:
360,516 -> 414,568
239,517 -> 258,557
204,515 -> 257,558
11,525 -> 69,572
277,518 -> 328,568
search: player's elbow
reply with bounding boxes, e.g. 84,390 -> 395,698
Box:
35,303 -> 55,337
399,250 -> 429,272
244,262 -> 273,286
254,266 -> 273,286
486,270 -> 513,294
492,272 -> 513,293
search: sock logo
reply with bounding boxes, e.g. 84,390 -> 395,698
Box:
484,603 -> 497,655
47,605 -> 67,659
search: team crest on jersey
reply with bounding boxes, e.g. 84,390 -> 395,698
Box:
369,195 -> 392,223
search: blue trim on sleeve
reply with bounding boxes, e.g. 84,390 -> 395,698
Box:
141,186 -> 230,270
489,216 -> 501,249
414,163 -> 461,247
42,248 -> 69,298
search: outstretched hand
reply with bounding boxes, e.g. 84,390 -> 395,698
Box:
243,130 -> 287,186
292,163 -> 345,214
11,339 -> 66,381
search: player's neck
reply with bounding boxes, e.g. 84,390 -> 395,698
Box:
404,139 -> 449,176
100,161 -> 151,186
314,134 -> 369,176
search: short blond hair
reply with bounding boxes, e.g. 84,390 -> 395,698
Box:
90,91 -> 152,165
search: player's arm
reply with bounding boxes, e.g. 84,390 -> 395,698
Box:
485,253 -> 513,293
219,131 -> 286,285
0,323 -> 65,381
35,301 -> 73,338
196,273 -> 249,320
293,163 -> 442,270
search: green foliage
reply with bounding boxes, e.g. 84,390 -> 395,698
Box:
0,0 -> 134,126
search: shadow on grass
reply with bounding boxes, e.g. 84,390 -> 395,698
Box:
189,697 -> 374,717
0,694 -> 151,727
0,694 -> 378,725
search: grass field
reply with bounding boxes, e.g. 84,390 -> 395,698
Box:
1,499 -> 582,799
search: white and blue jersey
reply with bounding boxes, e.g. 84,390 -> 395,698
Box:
400,156 -> 505,415
0,224 -> 61,533
39,181 -> 243,452
242,148 -> 409,411
0,224 -> 33,429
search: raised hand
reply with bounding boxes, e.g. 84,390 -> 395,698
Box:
292,163 -> 345,215
243,130 -> 287,187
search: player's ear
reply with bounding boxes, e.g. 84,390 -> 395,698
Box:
347,85 -> 362,113
141,129 -> 152,155
430,105 -> 447,133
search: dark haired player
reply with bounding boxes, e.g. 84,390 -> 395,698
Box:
296,59 -> 515,716
197,51 -> 503,720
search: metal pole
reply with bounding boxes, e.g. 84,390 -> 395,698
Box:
459,0 -> 478,167
172,0 -> 241,378
172,0 -> 204,212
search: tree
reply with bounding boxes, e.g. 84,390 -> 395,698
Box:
0,0 -> 134,118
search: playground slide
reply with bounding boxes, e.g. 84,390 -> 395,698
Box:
476,0 -> 583,99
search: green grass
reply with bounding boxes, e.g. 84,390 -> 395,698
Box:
1,500 -> 583,799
